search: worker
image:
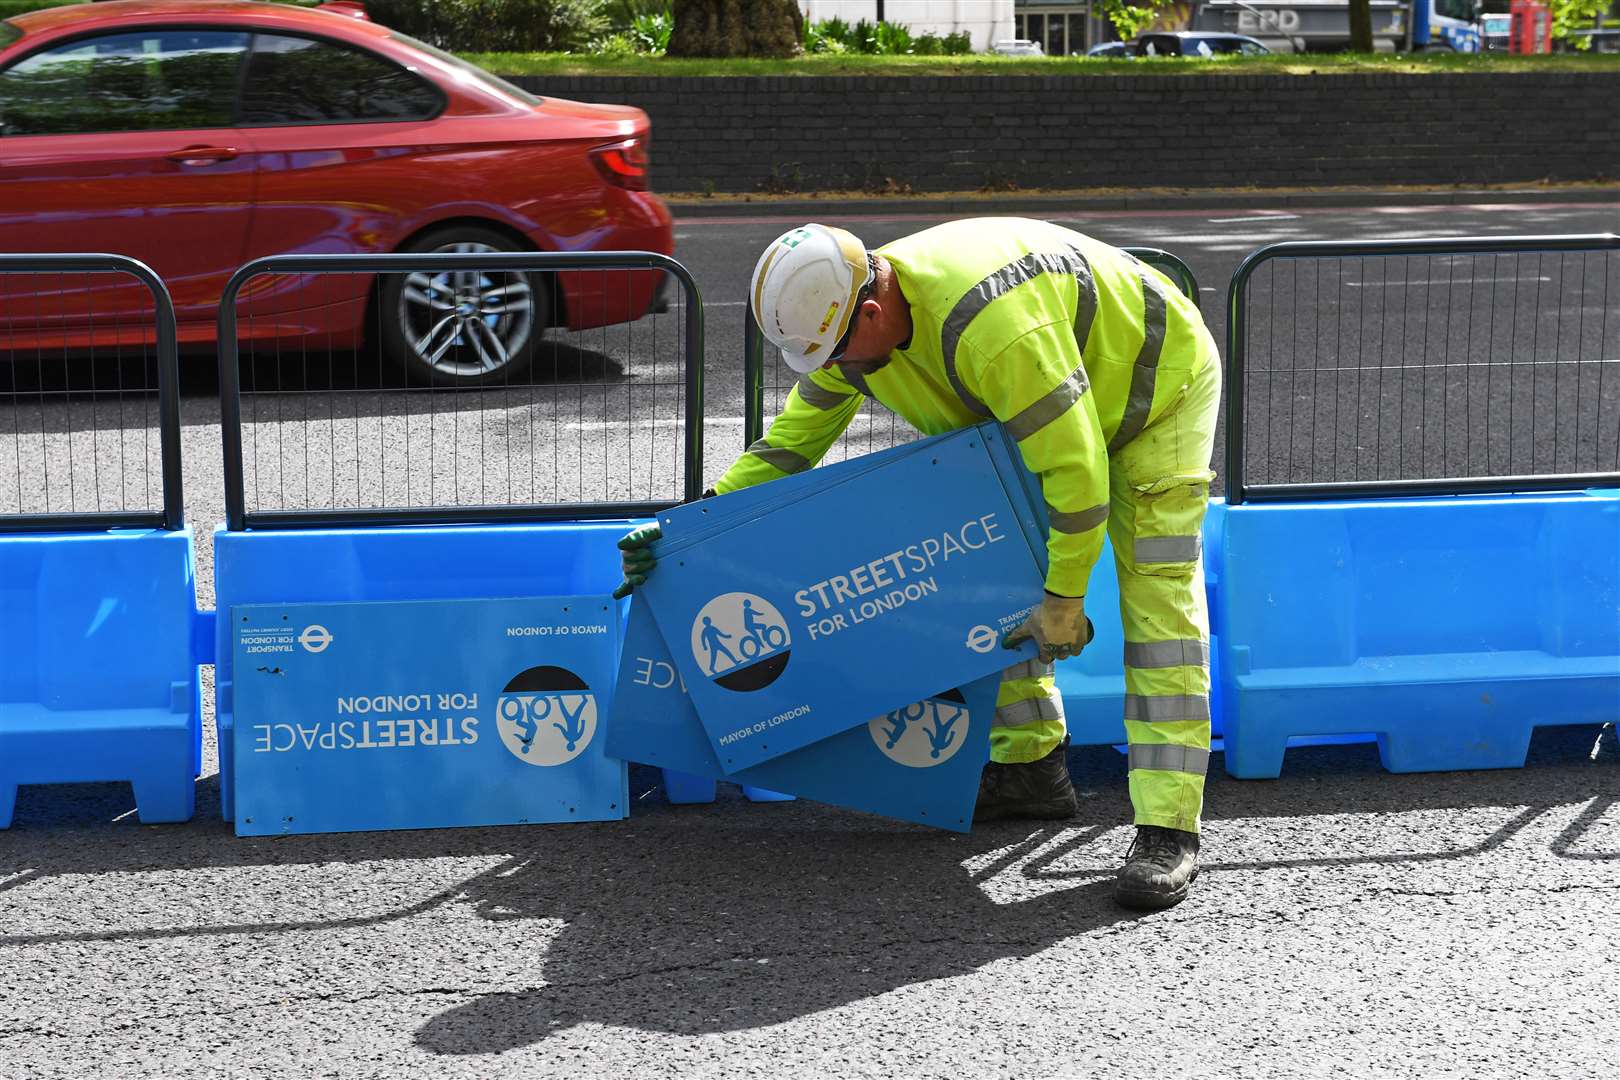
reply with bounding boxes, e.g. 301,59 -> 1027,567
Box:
617,219 -> 1220,910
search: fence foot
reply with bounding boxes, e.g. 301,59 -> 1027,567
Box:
1220,735 -> 1289,780
661,769 -> 718,804
132,775 -> 195,825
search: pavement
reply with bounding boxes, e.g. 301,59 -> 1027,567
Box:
3,733 -> 1617,1078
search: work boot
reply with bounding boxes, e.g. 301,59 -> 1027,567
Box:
973,736 -> 1078,822
1114,825 -> 1200,910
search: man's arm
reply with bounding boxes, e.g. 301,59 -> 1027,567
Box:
616,371 -> 865,598
714,369 -> 866,493
971,322 -> 1109,598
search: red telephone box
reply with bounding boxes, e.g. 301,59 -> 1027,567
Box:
1509,0 -> 1552,54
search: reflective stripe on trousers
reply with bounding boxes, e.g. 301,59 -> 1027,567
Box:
990,658 -> 1066,765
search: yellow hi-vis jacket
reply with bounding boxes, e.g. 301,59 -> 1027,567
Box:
717,218 -> 1219,598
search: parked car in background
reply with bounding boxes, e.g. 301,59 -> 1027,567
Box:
0,0 -> 673,386
1480,12 -> 1511,50
1134,31 -> 1272,56
1086,40 -> 1136,57
991,38 -> 1045,56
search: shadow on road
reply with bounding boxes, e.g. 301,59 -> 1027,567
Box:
2,339 -> 629,404
1,727 -> 1614,1048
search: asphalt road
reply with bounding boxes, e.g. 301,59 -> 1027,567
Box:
2,199 -> 1619,1079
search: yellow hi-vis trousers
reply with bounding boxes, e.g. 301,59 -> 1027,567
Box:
991,356 -> 1221,834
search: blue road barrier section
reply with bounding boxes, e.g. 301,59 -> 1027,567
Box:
0,528 -> 206,827
1213,489 -> 1620,777
0,254 -> 199,829
608,599 -> 997,830
213,522 -> 633,822
12,236 -> 1619,838
640,424 -> 1048,773
231,594 -> 626,835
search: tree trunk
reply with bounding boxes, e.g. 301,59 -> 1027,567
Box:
668,0 -> 805,58
1348,0 -> 1376,51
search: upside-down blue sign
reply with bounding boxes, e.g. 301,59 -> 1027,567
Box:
637,423 -> 1049,772
606,598 -> 998,831
232,595 -> 627,836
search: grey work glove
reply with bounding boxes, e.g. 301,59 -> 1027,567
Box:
612,524 -> 661,599
1003,592 -> 1094,664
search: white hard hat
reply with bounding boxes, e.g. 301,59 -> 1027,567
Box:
750,223 -> 874,374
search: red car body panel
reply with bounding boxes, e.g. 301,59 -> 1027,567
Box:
0,1 -> 673,352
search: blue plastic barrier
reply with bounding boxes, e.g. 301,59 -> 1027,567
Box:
0,529 -> 206,826
1056,501 -> 1227,747
661,772 -> 795,804
1,253 -> 199,828
1212,489 -> 1620,777
213,521 -> 636,820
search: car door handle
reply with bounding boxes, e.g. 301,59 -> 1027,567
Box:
166,146 -> 238,165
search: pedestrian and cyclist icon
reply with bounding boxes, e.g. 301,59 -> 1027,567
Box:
690,592 -> 793,692
868,693 -> 970,768
495,665 -> 597,766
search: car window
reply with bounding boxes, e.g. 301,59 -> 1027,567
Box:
239,33 -> 443,125
1240,41 -> 1268,55
1195,40 -> 1214,57
0,28 -> 246,136
386,30 -> 542,108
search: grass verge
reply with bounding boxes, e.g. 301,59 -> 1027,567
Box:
468,50 -> 1620,78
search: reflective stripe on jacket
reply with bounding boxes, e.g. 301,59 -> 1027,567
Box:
717,217 -> 1217,597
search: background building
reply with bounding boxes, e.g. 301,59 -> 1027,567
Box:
800,0 -> 1016,52
1012,0 -> 1122,54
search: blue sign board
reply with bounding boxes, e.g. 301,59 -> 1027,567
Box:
639,424 -> 1048,772
232,595 -> 627,836
607,599 -> 997,832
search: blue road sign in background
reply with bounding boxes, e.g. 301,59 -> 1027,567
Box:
232,595 -> 626,835
640,425 -> 1048,772
608,599 -> 996,832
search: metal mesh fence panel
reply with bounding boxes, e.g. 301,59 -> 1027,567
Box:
1229,237 -> 1620,500
0,260 -> 181,530
219,253 -> 700,529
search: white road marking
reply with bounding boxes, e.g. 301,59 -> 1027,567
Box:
1208,214 -> 1301,223
1342,276 -> 1554,287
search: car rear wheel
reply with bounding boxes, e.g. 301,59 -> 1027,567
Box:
380,226 -> 545,387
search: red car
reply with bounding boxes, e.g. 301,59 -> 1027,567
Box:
0,0 -> 673,385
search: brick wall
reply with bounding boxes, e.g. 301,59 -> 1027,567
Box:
511,74 -> 1620,194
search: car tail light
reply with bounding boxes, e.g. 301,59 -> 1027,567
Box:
590,137 -> 649,191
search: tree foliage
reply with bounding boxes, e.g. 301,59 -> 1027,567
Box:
1096,0 -> 1180,41
1551,0 -> 1614,45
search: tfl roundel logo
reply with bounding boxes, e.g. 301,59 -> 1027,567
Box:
690,592 -> 791,692
868,689 -> 970,769
494,665 -> 596,767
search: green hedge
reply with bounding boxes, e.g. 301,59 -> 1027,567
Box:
364,0 -> 610,52
0,0 -> 88,19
